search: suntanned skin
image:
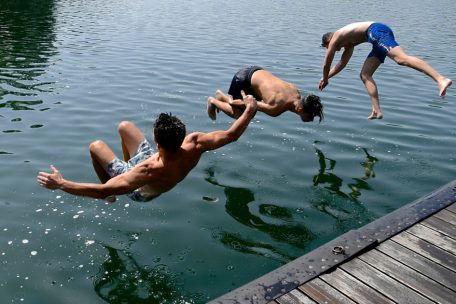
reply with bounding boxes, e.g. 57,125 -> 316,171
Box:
37,91 -> 257,201
320,21 -> 452,119
207,69 -> 314,122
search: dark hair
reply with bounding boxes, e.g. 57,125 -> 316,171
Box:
301,94 -> 324,122
321,32 -> 334,47
153,113 -> 186,151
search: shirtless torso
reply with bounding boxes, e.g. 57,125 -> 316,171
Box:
250,69 -> 301,115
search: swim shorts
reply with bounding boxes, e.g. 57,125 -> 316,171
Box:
106,139 -> 155,202
367,23 -> 399,63
228,65 -> 263,100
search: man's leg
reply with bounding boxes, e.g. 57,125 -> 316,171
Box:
89,140 -> 117,202
117,121 -> 146,161
207,90 -> 244,120
89,140 -> 117,183
360,57 -> 383,119
387,46 -> 452,97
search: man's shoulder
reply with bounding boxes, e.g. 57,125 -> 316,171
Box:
184,132 -> 204,142
182,132 -> 206,148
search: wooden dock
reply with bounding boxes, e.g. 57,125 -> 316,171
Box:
210,181 -> 456,304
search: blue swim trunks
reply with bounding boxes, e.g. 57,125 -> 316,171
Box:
367,23 -> 399,63
106,139 -> 155,202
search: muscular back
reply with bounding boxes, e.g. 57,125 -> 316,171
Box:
138,134 -> 205,195
251,69 -> 300,114
333,21 -> 374,48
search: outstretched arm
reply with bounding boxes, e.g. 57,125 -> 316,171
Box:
319,44 -> 337,90
227,97 -> 280,116
328,46 -> 353,79
37,165 -> 146,199
196,90 -> 257,151
319,32 -> 354,90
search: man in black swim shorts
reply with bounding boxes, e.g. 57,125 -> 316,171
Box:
207,66 -> 323,123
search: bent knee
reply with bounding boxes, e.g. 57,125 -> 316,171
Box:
117,120 -> 134,133
89,139 -> 107,152
359,72 -> 372,82
392,55 -> 408,66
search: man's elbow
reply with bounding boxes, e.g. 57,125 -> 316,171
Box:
96,189 -> 111,199
97,184 -> 120,200
269,111 -> 281,117
225,131 -> 242,143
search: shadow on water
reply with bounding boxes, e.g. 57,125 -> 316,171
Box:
93,245 -> 193,304
311,147 -> 378,231
204,167 -> 314,263
0,0 -> 57,136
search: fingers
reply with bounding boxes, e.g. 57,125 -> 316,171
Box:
240,90 -> 246,98
36,174 -> 48,187
37,169 -> 54,188
50,165 -> 58,173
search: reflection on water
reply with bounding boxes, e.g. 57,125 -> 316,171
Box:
204,167 -> 314,263
1,0 -> 455,302
94,245 -> 186,304
0,0 -> 57,136
311,148 -> 377,231
360,148 -> 378,180
313,147 -> 378,200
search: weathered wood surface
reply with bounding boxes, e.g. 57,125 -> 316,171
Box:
275,204 -> 456,304
210,182 -> 456,304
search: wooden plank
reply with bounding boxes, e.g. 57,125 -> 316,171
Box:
340,258 -> 433,304
275,289 -> 316,304
320,268 -> 394,304
407,223 -> 456,254
447,203 -> 456,214
298,278 -> 356,304
421,215 -> 456,239
434,209 -> 456,225
359,248 -> 456,302
377,239 -> 456,290
392,232 -> 456,272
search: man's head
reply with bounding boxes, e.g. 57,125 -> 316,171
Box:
298,94 -> 324,122
321,32 -> 334,48
153,113 -> 186,151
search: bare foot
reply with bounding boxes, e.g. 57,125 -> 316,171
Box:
215,89 -> 225,100
368,111 -> 383,120
207,97 -> 217,120
215,89 -> 233,103
438,78 -> 452,97
105,195 -> 117,203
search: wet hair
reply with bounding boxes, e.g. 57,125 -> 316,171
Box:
301,94 -> 324,122
321,32 -> 334,47
153,113 -> 186,151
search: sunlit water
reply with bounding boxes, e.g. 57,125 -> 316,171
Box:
1,0 -> 455,303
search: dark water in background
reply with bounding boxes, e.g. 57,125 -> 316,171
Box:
0,0 -> 455,302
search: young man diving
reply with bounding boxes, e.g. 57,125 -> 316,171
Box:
320,21 -> 452,119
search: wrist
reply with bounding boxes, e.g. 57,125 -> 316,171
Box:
59,179 -> 66,190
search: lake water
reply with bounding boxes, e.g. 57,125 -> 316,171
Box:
1,0 -> 455,303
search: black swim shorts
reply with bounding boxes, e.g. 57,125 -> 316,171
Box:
228,65 -> 263,100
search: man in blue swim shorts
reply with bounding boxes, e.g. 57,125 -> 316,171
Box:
207,66 -> 324,123
37,93 -> 257,203
319,21 -> 452,119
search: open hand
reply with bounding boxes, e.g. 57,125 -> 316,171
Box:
37,165 -> 63,190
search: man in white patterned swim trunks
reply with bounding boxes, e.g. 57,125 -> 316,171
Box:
37,92 -> 257,202
319,21 -> 452,120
